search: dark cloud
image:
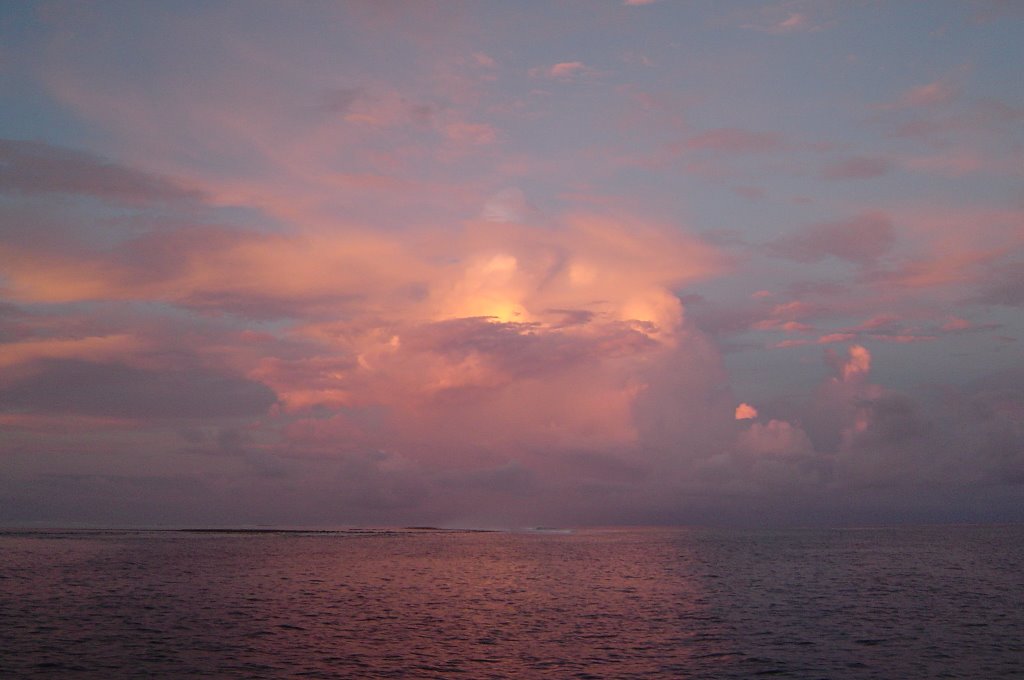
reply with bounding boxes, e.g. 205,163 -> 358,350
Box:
0,473 -> 210,525
0,359 -> 277,419
767,212 -> 895,264
0,302 -> 31,342
851,394 -> 930,446
0,138 -> 204,204
321,87 -> 363,114
405,317 -> 655,379
972,261 -> 1024,306
544,308 -> 595,328
684,299 -> 767,337
437,461 -> 536,495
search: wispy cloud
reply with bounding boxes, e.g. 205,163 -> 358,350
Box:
767,212 -> 896,265
529,61 -> 594,81
821,156 -> 893,181
737,2 -> 834,34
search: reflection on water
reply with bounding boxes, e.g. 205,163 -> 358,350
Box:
1,526 -> 1022,678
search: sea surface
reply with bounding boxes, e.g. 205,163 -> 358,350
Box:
1,525 -> 1022,678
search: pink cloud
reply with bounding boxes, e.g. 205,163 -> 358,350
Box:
443,121 -> 498,145
866,334 -> 936,344
754,319 -> 814,333
737,4 -> 833,34
341,90 -> 433,128
747,300 -> 822,336
821,156 -> 893,180
826,344 -> 871,383
472,52 -> 496,68
817,333 -> 857,345
530,61 -> 590,81
0,195 -> 732,471
7,3 -> 1021,526
683,128 -> 784,154
0,334 -> 142,371
897,80 -> 959,108
941,316 -> 972,331
878,248 -> 1000,290
874,71 -> 966,112
901,150 -> 987,177
737,419 -> 813,455
853,314 -> 901,331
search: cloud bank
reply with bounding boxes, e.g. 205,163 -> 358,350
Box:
1,2 -> 1022,527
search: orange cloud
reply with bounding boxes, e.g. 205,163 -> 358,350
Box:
735,403 -> 758,420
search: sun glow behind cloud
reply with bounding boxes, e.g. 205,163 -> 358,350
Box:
0,1 -> 1022,527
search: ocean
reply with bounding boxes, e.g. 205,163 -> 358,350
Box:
1,525 -> 1021,678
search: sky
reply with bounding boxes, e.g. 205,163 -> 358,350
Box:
1,1 -> 1022,528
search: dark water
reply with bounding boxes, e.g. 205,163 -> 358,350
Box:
1,526 -> 1022,678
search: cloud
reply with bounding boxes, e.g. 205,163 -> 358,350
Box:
341,89 -> 434,128
0,138 -> 203,204
900,149 -> 1012,178
0,334 -> 141,371
751,298 -> 818,334
0,359 -> 277,420
972,261 -> 1024,306
817,332 -> 857,345
737,419 -> 813,455
735,403 -> 759,420
529,61 -> 591,81
821,156 -> 893,180
683,128 -> 784,154
321,87 -> 363,114
771,13 -> 812,32
0,203 -> 724,471
940,316 -> 972,331
738,3 -> 833,34
3,2 -> 1021,527
830,344 -> 871,382
767,212 -> 895,265
732,185 -> 767,200
480,187 -> 531,223
442,121 -> 498,145
896,79 -> 959,108
875,71 -> 966,112
874,244 -> 1003,290
0,211 -> 727,472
